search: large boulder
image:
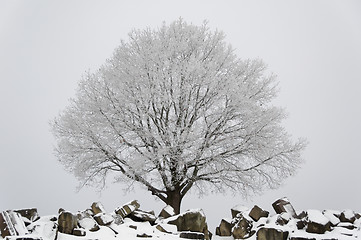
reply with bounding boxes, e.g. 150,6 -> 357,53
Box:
58,211 -> 78,234
93,213 -> 114,226
305,210 -> 331,234
256,227 -> 289,240
215,218 -> 232,236
14,208 -> 40,223
128,210 -> 157,225
272,197 -> 297,218
340,210 -> 356,223
91,202 -> 106,215
232,216 -> 255,239
0,211 -> 28,238
231,205 -> 250,219
115,200 -> 140,218
249,205 -> 269,222
166,209 -> 209,240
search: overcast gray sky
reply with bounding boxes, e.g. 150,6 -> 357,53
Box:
1,0 -> 361,230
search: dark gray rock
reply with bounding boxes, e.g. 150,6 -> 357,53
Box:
272,198 -> 297,218
249,205 -> 269,222
256,227 -> 289,240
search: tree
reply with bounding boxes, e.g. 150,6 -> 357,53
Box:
52,19 -> 306,214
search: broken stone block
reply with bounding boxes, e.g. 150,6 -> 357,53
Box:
180,231 -> 205,239
322,210 -> 340,226
276,212 -> 291,226
91,202 -> 106,215
249,205 -> 269,222
128,210 -> 157,225
115,200 -> 140,218
166,209 -> 209,240
0,211 -> 29,238
215,219 -> 232,236
256,227 -> 289,240
93,213 -> 114,226
77,217 -> 100,232
231,205 -> 249,219
158,205 -> 175,219
14,209 -> 40,223
306,210 -> 331,234
58,211 -> 77,234
232,216 -> 254,239
272,197 -> 297,218
340,210 -> 356,223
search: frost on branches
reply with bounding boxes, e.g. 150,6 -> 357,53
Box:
51,19 -> 306,214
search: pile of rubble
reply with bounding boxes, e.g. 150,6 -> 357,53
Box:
0,200 -> 210,240
215,197 -> 361,239
1,197 -> 360,240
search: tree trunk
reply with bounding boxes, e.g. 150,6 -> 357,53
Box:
166,190 -> 182,215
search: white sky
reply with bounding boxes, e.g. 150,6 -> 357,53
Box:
1,0 -> 361,230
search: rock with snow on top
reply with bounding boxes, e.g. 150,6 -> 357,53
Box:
158,205 -> 175,219
0,210 -> 29,238
232,215 -> 254,239
91,202 -> 106,215
58,211 -> 77,235
249,205 -> 269,222
128,210 -> 157,225
256,227 -> 289,240
77,216 -> 100,231
272,197 -> 297,218
322,210 -> 341,226
166,209 -> 209,240
93,213 -> 114,226
115,200 -> 140,218
156,223 -> 178,234
340,209 -> 356,223
14,208 -> 40,223
231,205 -> 249,219
276,212 -> 291,226
305,210 -> 331,234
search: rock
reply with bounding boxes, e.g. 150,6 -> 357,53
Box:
14,208 -> 40,223
77,217 -> 100,231
115,200 -> 140,218
256,227 -> 289,240
156,223 -> 178,234
336,222 -> 357,230
276,212 -> 291,226
128,210 -> 157,225
166,209 -> 209,240
159,205 -> 175,219
272,197 -> 297,218
58,211 -> 78,234
91,202 -> 106,215
322,210 -> 340,226
215,219 -> 232,236
306,210 -> 331,234
231,205 -> 249,219
340,210 -> 356,223
180,231 -> 205,239
296,220 -> 306,230
93,213 -> 114,226
72,228 -> 86,236
0,211 -> 28,238
232,216 -> 254,239
249,205 -> 269,222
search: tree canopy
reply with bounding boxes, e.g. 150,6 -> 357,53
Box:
52,19 -> 306,214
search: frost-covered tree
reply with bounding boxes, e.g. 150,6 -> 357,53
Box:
52,19 -> 306,214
